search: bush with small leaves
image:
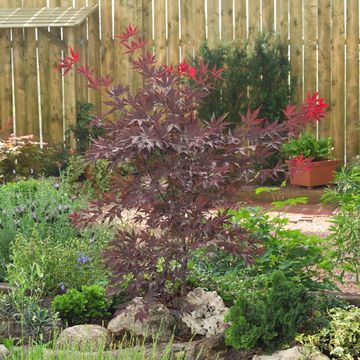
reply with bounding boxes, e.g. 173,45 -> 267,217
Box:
0,178 -> 82,279
52,285 -> 111,326
7,228 -> 110,295
224,271 -> 316,353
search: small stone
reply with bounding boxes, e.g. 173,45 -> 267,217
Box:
107,297 -> 177,342
56,324 -> 111,351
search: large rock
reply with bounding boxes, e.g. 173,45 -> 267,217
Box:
253,346 -> 330,360
107,297 -> 177,342
180,288 -> 228,338
56,324 -> 111,351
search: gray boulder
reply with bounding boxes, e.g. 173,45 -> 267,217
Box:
253,346 -> 330,360
107,297 -> 177,342
56,324 -> 111,351
180,288 -> 228,338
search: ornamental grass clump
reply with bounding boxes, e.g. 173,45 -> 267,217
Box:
59,25 -> 327,301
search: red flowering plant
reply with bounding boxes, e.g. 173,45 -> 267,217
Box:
281,93 -> 331,176
59,25 -> 327,301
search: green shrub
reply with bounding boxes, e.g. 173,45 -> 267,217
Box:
0,178 -> 84,278
298,306 -> 360,360
231,207 -> 332,289
188,207 -> 332,305
62,155 -> 111,197
224,271 -> 315,353
196,32 -> 293,124
325,203 -> 360,282
322,158 -> 360,206
52,285 -> 110,325
281,132 -> 333,161
7,228 -> 110,295
66,102 -> 103,154
0,264 -> 59,342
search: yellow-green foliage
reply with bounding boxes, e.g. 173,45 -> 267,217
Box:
298,306 -> 360,360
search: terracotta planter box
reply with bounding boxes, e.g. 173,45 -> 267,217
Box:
286,159 -> 339,188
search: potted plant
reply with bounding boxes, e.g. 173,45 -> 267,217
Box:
282,132 -> 339,188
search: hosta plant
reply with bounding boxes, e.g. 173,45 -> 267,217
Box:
60,25 -> 327,301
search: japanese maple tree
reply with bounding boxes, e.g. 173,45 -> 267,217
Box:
60,25 -> 327,299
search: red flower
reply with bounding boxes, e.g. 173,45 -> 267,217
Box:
304,92 -> 328,121
177,59 -> 189,75
187,66 -> 197,79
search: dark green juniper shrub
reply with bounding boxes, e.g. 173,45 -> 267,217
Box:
196,32 -> 294,125
52,285 -> 111,326
224,271 -> 316,353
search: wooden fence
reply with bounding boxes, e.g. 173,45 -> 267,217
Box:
0,0 -> 359,163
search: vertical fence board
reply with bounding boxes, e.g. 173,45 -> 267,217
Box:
24,28 -> 39,138
12,29 -> 26,136
262,0 -> 274,33
62,28 -> 77,147
221,0 -> 234,41
234,0 -> 247,40
303,0 -> 317,135
87,10 -> 102,112
113,0 -> 130,97
168,0 -> 180,64
289,0 -> 303,103
154,0 -> 167,66
39,29 -> 63,144
100,0 -> 113,103
318,0 -> 332,139
142,0 -> 153,53
0,29 -> 13,134
75,22 -> 89,105
276,0 -> 288,40
248,0 -> 260,40
192,0 -> 206,52
303,0 -> 317,95
181,0 -> 193,60
346,0 -> 359,161
207,0 -> 220,47
331,0 -> 345,162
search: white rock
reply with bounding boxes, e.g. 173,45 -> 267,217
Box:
180,288 -> 228,338
252,346 -> 330,360
107,297 -> 177,342
56,324 -> 111,351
